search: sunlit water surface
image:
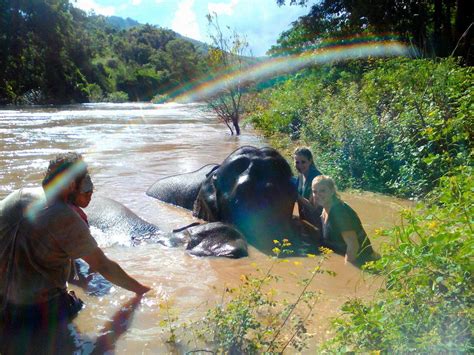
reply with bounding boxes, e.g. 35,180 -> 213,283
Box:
0,103 -> 409,353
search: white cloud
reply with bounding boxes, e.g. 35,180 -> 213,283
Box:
171,0 -> 202,40
208,0 -> 239,16
155,0 -> 165,3
73,0 -> 116,16
131,0 -> 142,5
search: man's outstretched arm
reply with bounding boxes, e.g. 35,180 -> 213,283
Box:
82,248 -> 151,294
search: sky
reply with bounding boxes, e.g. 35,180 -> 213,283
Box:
72,0 -> 318,56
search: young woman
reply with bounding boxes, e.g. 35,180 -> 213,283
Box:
293,147 -> 322,200
311,175 -> 374,265
293,147 -> 323,231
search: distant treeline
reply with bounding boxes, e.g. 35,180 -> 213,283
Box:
0,0 -> 208,105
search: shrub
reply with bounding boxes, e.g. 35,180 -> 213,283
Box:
192,243 -> 334,353
105,91 -> 129,103
86,83 -> 103,102
161,242 -> 335,353
322,166 -> 473,353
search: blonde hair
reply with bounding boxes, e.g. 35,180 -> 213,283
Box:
312,175 -> 341,201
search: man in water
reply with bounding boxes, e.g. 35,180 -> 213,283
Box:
0,152 -> 150,326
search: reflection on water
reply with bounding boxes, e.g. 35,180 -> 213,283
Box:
0,103 -> 408,353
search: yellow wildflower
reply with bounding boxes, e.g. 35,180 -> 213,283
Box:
319,246 -> 333,255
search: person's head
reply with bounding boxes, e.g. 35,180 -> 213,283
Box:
71,174 -> 94,208
293,147 -> 315,176
42,152 -> 88,202
311,175 -> 340,207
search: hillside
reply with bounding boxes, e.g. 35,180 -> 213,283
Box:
0,4 -> 210,105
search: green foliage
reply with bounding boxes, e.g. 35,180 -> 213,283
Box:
248,58 -> 473,197
272,0 -> 473,64
247,73 -> 323,138
86,83 -> 103,102
161,242 -> 335,353
0,2 -> 207,104
105,91 -> 128,103
322,167 -> 473,353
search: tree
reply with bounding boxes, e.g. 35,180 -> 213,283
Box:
0,0 -> 90,104
205,13 -> 251,136
274,0 -> 473,65
165,38 -> 203,85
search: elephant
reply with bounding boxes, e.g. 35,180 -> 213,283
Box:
85,195 -> 164,246
85,195 -> 247,257
172,222 -> 248,258
70,196 -> 247,294
147,146 -> 320,254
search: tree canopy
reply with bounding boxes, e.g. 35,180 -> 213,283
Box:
0,0 -> 207,104
273,0 -> 473,65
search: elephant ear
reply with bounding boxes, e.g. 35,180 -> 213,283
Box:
146,164 -> 219,210
193,169 -> 220,222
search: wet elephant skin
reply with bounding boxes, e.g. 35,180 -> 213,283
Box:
85,195 -> 164,245
85,195 -> 246,258
174,222 -> 248,258
146,164 -> 219,210
148,146 -> 320,253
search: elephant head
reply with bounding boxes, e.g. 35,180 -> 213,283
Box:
192,146 -> 299,250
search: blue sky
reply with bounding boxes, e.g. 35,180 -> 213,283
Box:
72,0 -> 317,56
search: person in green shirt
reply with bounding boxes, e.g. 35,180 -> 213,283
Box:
311,175 -> 375,265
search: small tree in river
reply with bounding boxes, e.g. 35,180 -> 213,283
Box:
206,13 -> 251,135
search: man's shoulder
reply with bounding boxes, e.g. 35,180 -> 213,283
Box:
43,201 -> 84,224
1,187 -> 44,218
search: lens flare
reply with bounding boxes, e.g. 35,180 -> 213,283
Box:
25,160 -> 87,221
158,36 -> 412,104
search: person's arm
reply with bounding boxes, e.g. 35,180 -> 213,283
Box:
82,247 -> 151,294
341,230 -> 359,264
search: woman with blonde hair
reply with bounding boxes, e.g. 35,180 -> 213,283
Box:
311,175 -> 374,265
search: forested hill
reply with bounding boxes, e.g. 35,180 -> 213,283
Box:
105,16 -> 141,30
0,1 -> 209,105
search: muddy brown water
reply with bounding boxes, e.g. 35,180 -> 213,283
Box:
0,103 -> 410,353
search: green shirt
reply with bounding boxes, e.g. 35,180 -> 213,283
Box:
322,200 -> 373,259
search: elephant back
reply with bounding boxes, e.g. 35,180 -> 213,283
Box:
146,164 -> 219,210
86,195 -> 162,244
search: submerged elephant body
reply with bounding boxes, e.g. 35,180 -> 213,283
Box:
85,195 -> 246,257
86,146 -> 319,257
147,146 -> 320,254
86,195 -> 163,245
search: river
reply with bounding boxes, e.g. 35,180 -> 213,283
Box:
0,103 -> 409,353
